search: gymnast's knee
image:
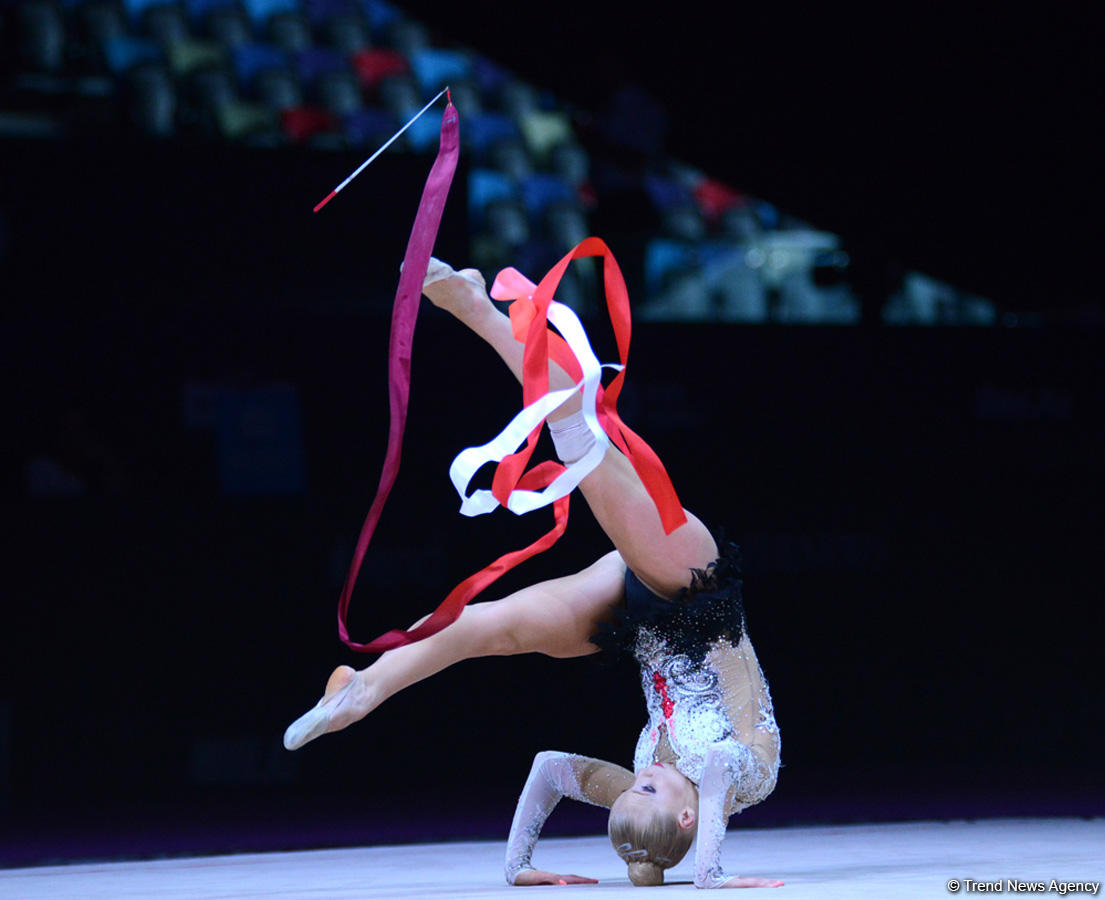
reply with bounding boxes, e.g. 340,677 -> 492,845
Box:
452,602 -> 525,657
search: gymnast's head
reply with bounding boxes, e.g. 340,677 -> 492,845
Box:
608,763 -> 698,886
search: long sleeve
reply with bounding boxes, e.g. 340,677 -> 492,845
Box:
505,751 -> 634,885
706,638 -> 781,816
693,742 -> 766,889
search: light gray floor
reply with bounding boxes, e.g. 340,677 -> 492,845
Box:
3,818 -> 1102,899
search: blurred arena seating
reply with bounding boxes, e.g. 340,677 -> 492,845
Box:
0,0 -> 996,324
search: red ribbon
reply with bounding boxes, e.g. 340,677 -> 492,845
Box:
491,237 -> 686,534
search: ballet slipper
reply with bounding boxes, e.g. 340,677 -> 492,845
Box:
414,260 -> 492,326
283,671 -> 356,751
401,257 -> 485,291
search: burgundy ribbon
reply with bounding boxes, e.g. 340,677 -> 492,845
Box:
337,100 -> 459,652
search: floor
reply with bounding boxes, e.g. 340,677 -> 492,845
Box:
3,818 -> 1102,899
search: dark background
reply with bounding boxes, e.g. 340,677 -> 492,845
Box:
421,1 -> 1103,320
2,0 -> 1103,868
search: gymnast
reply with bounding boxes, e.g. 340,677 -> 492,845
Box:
284,258 -> 783,888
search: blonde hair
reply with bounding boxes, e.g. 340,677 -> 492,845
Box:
608,807 -> 696,886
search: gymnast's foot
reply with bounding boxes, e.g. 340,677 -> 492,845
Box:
421,258 -> 494,325
283,665 -> 374,751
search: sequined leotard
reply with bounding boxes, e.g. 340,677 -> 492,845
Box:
504,549 -> 781,888
627,567 -> 780,819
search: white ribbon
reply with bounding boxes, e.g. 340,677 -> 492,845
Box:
448,299 -> 621,516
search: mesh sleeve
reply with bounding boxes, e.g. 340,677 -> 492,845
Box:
693,742 -> 765,889
707,638 -> 781,816
504,750 -> 634,885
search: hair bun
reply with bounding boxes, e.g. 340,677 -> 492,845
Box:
627,860 -> 665,887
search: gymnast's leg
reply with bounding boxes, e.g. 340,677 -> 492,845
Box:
285,260 -> 714,749
422,262 -> 717,597
284,550 -> 625,749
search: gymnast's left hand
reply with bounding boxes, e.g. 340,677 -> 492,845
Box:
514,869 -> 599,885
720,875 -> 785,888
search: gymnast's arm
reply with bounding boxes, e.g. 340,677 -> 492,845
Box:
694,744 -> 785,889
505,751 -> 635,885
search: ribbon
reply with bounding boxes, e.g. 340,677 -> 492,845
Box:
336,100 -> 459,652
480,237 -> 687,534
448,297 -> 616,517
413,240 -> 687,653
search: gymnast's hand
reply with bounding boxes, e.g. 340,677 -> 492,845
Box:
513,869 -> 599,886
720,876 -> 785,888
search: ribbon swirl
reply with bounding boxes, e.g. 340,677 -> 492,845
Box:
337,181 -> 686,651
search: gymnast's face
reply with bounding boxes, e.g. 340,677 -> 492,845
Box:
612,763 -> 698,828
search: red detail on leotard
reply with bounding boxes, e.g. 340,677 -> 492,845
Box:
652,671 -> 675,719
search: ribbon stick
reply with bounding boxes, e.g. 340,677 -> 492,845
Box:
314,87 -> 450,213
